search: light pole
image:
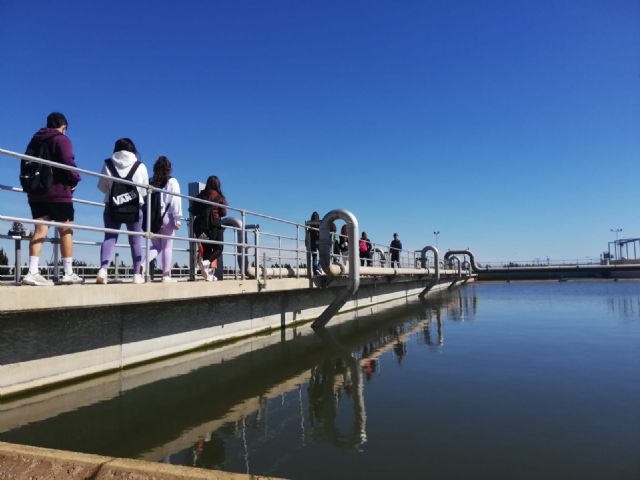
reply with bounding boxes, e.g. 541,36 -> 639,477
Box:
611,228 -> 622,260
433,231 -> 440,248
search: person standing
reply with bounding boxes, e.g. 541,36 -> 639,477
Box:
339,224 -> 349,267
306,211 -> 321,275
359,231 -> 373,266
390,233 -> 402,268
144,156 -> 182,282
96,138 -> 149,284
22,112 -> 83,286
192,176 -> 227,281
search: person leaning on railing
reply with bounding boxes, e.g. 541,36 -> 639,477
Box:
22,112 -> 84,286
191,175 -> 227,282
96,138 -> 149,284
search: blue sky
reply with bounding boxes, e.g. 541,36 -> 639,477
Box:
1,0 -> 639,264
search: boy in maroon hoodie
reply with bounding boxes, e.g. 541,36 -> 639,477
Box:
23,112 -> 83,285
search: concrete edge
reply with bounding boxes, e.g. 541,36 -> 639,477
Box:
0,441 -> 282,479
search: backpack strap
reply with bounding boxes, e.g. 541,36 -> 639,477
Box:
124,161 -> 141,181
105,159 -> 122,179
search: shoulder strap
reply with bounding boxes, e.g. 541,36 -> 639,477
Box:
124,161 -> 141,181
105,159 -> 121,179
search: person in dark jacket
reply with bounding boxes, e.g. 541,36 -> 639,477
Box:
193,175 -> 227,281
23,112 -> 83,286
306,211 -> 321,275
390,233 -> 402,268
359,231 -> 373,266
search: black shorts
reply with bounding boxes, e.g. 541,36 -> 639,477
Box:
29,202 -> 75,222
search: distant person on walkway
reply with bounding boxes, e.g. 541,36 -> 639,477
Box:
144,156 -> 182,282
330,222 -> 341,265
22,112 -> 83,286
390,233 -> 402,268
306,211 -> 322,275
359,231 -> 372,266
339,224 -> 349,266
192,175 -> 227,281
96,138 -> 149,284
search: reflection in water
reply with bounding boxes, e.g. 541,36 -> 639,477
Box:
2,283 -> 637,478
0,292 -> 465,477
607,294 -> 640,321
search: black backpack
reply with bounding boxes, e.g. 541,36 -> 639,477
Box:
142,178 -> 170,233
190,192 -> 220,238
19,133 -> 61,194
105,159 -> 141,224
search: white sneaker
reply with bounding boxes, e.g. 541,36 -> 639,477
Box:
22,272 -> 54,286
206,273 -> 218,282
96,268 -> 108,285
198,257 -> 210,281
162,276 -> 176,283
60,273 -> 85,285
133,274 -> 145,284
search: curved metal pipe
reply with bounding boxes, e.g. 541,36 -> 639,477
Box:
420,245 -> 439,280
419,245 -> 439,298
313,209 -> 360,328
443,249 -> 480,273
449,255 -> 462,278
372,247 -> 386,267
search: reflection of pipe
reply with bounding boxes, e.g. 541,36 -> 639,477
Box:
313,328 -> 367,448
312,209 -> 360,329
419,245 -> 439,298
444,249 -> 480,273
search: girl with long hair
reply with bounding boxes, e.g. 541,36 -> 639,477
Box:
192,175 -> 227,281
144,156 -> 182,282
96,138 -> 148,284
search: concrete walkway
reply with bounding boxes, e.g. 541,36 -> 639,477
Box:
0,441 -> 281,479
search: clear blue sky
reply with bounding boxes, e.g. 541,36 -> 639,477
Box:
1,0 -> 639,264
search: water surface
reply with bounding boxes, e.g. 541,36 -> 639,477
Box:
1,281 -> 638,479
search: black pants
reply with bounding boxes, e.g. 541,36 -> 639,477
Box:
391,255 -> 400,268
201,226 -> 224,262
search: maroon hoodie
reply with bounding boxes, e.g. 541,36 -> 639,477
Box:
26,128 -> 81,203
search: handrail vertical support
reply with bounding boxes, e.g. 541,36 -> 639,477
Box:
144,185 -> 152,282
240,210 -> 247,280
53,230 -> 60,282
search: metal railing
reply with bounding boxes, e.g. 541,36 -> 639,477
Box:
1,146 -> 467,286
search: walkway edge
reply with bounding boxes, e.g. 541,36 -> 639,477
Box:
0,441 -> 282,479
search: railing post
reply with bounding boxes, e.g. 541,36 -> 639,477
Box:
144,185 -> 152,282
278,235 -> 282,279
241,210 -> 247,280
53,230 -> 60,282
296,225 -> 300,279
14,238 -> 21,284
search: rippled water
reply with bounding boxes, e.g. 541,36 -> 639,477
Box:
1,281 -> 639,479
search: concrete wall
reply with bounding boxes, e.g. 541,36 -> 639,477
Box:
0,276 -> 460,398
0,441 -> 279,479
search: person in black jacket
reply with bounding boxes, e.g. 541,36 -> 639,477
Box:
390,233 -> 402,268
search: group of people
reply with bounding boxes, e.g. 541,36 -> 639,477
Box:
20,112 -> 226,286
307,212 -> 404,275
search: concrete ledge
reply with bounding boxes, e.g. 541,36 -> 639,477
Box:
0,441 -> 280,479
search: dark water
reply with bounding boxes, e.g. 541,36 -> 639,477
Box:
1,281 -> 639,479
